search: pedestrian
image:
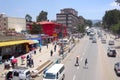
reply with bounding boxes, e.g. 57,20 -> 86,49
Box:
34,50 -> 36,54
85,58 -> 88,66
47,44 -> 48,49
39,47 -> 41,53
26,55 -> 29,60
26,59 -> 29,67
50,50 -> 53,56
54,45 -> 57,52
31,58 -> 34,67
75,56 -> 79,66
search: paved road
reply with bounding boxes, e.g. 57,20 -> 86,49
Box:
63,34 -> 120,80
35,32 -> 120,80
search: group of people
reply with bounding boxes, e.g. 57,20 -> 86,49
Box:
26,55 -> 34,68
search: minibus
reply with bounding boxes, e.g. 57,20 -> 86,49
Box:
43,64 -> 65,80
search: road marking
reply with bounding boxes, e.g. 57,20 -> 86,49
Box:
77,66 -> 79,69
73,75 -> 76,80
80,58 -> 83,61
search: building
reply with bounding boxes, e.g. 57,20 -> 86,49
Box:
56,8 -> 81,33
0,14 -> 26,33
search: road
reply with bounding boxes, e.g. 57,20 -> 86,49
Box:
63,34 -> 120,80
36,32 -> 120,80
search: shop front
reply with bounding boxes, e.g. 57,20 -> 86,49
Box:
0,40 -> 38,62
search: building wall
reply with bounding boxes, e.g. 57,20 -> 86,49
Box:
0,14 -> 26,33
0,14 -> 7,30
7,17 -> 26,32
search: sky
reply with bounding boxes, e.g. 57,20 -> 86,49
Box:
0,0 -> 119,21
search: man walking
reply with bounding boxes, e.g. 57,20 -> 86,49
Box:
50,50 -> 53,56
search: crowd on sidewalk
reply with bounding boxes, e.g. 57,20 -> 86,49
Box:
0,42 -> 60,79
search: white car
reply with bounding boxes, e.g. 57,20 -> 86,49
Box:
114,62 -> 120,76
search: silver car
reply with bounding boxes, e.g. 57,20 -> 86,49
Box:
114,62 -> 120,76
107,47 -> 117,57
101,38 -> 106,44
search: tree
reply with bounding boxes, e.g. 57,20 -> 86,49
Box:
102,9 -> 120,29
94,21 -> 102,27
110,22 -> 120,34
36,10 -> 48,22
25,14 -> 32,22
30,23 -> 42,34
77,24 -> 85,33
85,20 -> 93,27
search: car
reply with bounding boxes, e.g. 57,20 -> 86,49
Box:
57,39 -> 69,45
107,47 -> 116,57
5,67 -> 31,80
114,62 -> 120,76
108,40 -> 114,45
92,38 -> 97,43
101,38 -> 106,44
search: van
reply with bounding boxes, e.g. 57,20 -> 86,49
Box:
5,66 -> 31,80
43,64 -> 65,80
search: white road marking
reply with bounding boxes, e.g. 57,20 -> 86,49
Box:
73,75 -> 76,80
80,58 -> 83,61
77,66 -> 79,69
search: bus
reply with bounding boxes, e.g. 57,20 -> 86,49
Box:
43,64 -> 65,80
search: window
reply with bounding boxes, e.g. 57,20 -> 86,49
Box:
13,71 -> 19,77
59,66 -> 65,74
26,71 -> 30,76
45,73 -> 55,79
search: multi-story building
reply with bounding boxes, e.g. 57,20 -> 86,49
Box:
56,8 -> 81,33
0,14 -> 26,33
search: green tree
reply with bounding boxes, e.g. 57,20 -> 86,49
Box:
25,14 -> 32,22
30,23 -> 42,34
36,10 -> 48,22
110,22 -> 120,34
94,21 -> 102,27
77,24 -> 85,33
102,9 -> 120,29
85,20 -> 93,27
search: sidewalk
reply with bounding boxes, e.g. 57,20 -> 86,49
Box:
0,43 -> 60,79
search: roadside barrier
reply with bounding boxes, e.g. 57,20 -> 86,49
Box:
31,60 -> 53,78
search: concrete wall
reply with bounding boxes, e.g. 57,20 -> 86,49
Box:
7,17 -> 26,32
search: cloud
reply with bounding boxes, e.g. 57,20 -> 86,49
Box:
110,1 -> 119,8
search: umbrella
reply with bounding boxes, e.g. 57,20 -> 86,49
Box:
11,58 -> 17,64
21,55 -> 26,59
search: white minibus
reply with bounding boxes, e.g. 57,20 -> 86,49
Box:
43,64 -> 65,80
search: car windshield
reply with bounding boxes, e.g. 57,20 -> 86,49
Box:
44,73 -> 56,79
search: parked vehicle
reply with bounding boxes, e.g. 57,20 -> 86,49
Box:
43,64 -> 65,80
114,62 -> 120,76
107,47 -> 116,57
5,66 -> 31,80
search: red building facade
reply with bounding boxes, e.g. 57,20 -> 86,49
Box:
37,21 -> 67,39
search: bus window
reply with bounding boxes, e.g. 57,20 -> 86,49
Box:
44,73 -> 56,79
